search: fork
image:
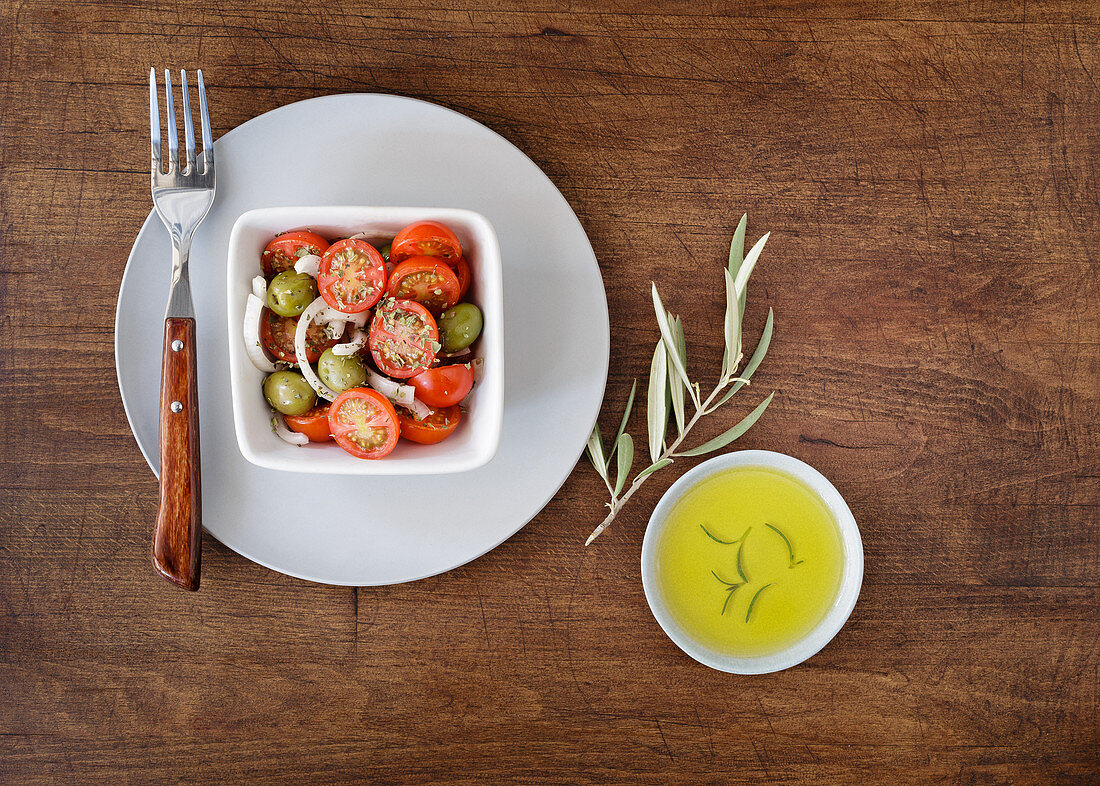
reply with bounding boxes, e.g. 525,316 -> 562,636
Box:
148,68 -> 215,591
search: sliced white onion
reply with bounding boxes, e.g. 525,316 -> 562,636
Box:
251,276 -> 268,299
323,321 -> 346,340
244,294 -> 277,373
405,396 -> 433,421
331,328 -> 368,356
314,306 -> 368,339
294,254 -> 321,277
365,367 -> 417,408
271,413 -> 309,446
295,297 -> 340,401
315,307 -> 343,324
317,305 -> 369,327
438,346 -> 472,360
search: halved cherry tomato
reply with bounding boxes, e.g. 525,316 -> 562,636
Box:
260,308 -> 342,364
328,388 -> 400,459
390,220 -> 462,265
262,230 -> 330,277
318,239 -> 386,313
368,299 -> 439,379
284,404 -> 332,442
397,404 -> 462,445
453,257 -> 471,299
386,257 -> 461,314
409,363 -> 474,408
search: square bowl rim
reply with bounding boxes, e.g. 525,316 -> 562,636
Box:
225,205 -> 504,476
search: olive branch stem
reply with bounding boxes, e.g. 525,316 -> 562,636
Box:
585,373 -> 773,545
584,214 -> 776,545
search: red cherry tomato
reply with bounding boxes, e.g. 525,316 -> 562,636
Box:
262,230 -> 330,277
284,404 -> 332,442
327,388 -> 400,459
408,363 -> 474,408
453,257 -> 471,300
386,257 -> 461,314
397,404 -> 462,445
368,299 -> 439,379
390,220 -> 462,265
260,308 -> 342,364
318,239 -> 386,313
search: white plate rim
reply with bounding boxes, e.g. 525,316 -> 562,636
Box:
114,92 -> 610,585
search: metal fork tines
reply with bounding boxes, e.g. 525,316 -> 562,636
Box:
149,68 -> 216,318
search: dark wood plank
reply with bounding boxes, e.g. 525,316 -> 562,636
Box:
0,0 -> 1096,782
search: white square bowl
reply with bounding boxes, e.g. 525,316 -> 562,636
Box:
226,206 -> 504,475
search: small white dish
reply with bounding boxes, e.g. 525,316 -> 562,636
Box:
227,205 -> 504,475
641,450 -> 863,674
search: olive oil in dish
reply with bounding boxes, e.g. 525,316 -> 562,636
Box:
654,465 -> 844,658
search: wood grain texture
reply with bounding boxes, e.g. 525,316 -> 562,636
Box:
153,318 -> 201,591
0,0 -> 1097,783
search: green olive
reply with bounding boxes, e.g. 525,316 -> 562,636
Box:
438,303 -> 483,353
317,349 -> 367,393
267,270 -> 318,317
263,370 -> 317,416
379,242 -> 391,264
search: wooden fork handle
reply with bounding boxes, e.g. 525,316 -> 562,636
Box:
152,318 -> 202,590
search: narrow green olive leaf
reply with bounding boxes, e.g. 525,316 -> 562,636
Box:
728,214 -> 748,317
646,339 -> 668,464
673,315 -> 688,365
677,392 -> 775,457
585,422 -> 609,482
720,268 -> 743,383
732,232 -> 770,300
635,457 -> 673,481
614,432 -> 634,496
667,370 -> 684,434
668,313 -> 686,435
651,284 -> 695,404
717,307 -> 774,407
616,379 -> 637,444
728,214 -> 748,275
606,379 -> 638,467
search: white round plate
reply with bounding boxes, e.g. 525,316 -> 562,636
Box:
115,94 -> 609,585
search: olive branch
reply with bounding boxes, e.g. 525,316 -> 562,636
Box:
585,214 -> 776,545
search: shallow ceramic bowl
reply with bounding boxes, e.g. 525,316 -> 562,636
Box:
226,206 -> 504,475
640,450 -> 863,674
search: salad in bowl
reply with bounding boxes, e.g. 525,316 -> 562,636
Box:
226,207 -> 504,475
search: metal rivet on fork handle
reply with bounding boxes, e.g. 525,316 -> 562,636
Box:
171,339 -> 184,351
170,401 -> 183,413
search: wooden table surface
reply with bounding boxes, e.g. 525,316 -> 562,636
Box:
2,1 -> 1097,782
